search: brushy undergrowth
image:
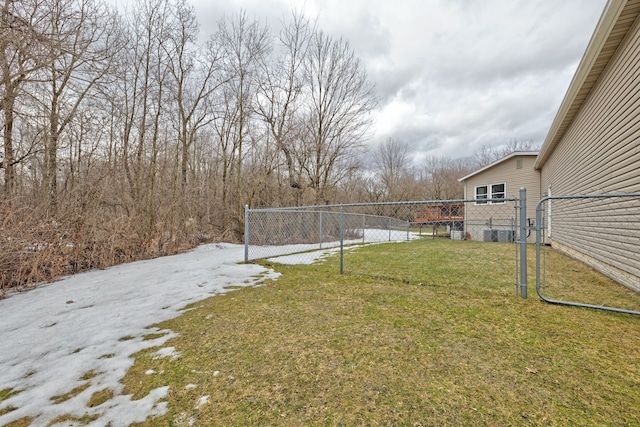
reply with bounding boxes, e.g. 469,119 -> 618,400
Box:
124,239 -> 640,426
0,200 -> 221,297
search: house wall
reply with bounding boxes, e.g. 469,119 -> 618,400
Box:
463,155 -> 540,242
539,14 -> 640,291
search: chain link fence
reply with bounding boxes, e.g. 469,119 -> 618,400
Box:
535,193 -> 640,315
243,192 -> 640,314
245,198 -> 520,271
245,208 -> 411,262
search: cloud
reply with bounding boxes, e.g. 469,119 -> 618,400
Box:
190,0 -> 607,161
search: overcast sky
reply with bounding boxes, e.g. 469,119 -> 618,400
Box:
190,0 -> 608,162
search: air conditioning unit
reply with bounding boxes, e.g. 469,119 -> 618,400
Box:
483,229 -> 498,242
498,230 -> 514,243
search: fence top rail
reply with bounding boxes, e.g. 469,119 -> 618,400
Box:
247,209 -> 408,222
535,192 -> 640,212
247,197 -> 518,212
246,210 -> 410,227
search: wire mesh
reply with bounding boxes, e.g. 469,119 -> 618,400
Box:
246,199 -> 519,268
536,193 -> 640,314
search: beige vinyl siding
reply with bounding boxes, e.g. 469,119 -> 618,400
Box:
463,155 -> 540,242
465,155 -> 540,216
547,197 -> 640,291
540,10 -> 640,290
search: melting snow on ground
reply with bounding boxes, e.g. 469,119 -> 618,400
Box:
0,243 -> 280,426
0,236 -> 416,426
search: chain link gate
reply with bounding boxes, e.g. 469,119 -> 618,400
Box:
535,193 -> 640,315
244,197 -> 524,293
243,191 -> 640,312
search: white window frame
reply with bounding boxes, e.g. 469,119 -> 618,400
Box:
474,185 -> 488,204
490,183 -> 506,204
474,182 -> 506,204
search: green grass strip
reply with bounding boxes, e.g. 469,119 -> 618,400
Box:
124,239 -> 640,426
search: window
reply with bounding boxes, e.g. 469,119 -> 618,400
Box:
475,183 -> 506,204
475,185 -> 488,204
491,183 -> 506,203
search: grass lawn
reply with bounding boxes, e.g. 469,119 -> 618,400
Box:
122,239 -> 639,426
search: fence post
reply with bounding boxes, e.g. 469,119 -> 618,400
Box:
319,211 -> 323,249
519,188 -> 527,298
244,205 -> 249,263
536,198 -> 543,300
340,206 -> 344,274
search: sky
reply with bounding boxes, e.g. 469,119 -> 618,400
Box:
191,0 -> 608,163
0,234 -> 413,425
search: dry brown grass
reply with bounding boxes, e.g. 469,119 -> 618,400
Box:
538,244 -> 640,311
0,198 -> 221,297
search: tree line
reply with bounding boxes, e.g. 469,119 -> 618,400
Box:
355,137 -> 538,203
0,0 -> 537,291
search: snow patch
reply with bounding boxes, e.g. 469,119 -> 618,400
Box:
0,243 -> 276,426
152,347 -> 181,360
196,395 -> 210,408
0,239 -> 400,425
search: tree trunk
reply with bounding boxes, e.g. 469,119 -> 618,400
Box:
2,91 -> 16,196
46,93 -> 60,210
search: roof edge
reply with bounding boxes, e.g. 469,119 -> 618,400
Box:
458,151 -> 539,182
535,0 -> 627,170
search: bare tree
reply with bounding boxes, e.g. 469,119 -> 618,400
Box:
474,137 -> 539,168
299,30 -> 377,204
0,2 -> 407,291
163,0 -> 224,188
422,155 -> 473,200
255,10 -> 312,205
36,0 -> 118,210
372,137 -> 415,200
0,0 -> 51,196
112,0 -> 174,232
213,11 -> 269,235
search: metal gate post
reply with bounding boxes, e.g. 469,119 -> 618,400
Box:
518,188 -> 527,298
536,198 -> 544,301
340,206 -> 344,274
244,205 -> 249,263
